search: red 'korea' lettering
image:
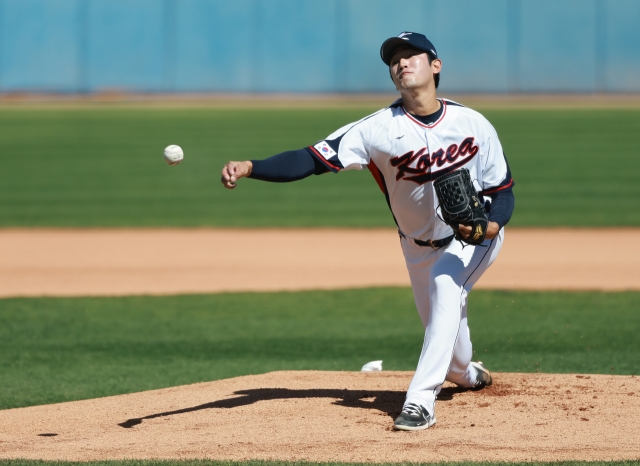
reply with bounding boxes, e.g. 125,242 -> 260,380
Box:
390,137 -> 479,185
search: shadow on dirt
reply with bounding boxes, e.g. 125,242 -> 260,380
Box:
118,385 -> 473,428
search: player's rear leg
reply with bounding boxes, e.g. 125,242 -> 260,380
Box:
445,311 -> 477,387
445,232 -> 505,388
445,318 -> 492,388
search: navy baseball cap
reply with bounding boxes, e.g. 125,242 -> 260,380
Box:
380,32 -> 438,66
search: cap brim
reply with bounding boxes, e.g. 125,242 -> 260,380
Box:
380,38 -> 413,65
380,38 -> 433,66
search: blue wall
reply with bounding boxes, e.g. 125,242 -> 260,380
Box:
0,0 -> 638,93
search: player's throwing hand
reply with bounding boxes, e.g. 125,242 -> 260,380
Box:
221,161 -> 253,189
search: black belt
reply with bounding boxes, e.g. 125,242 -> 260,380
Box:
413,234 -> 455,249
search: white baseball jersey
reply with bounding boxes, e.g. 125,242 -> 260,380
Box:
308,98 -> 513,241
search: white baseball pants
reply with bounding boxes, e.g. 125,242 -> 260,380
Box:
400,229 -> 504,416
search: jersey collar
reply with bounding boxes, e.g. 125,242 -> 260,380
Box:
402,99 -> 447,128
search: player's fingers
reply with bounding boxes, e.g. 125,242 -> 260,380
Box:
228,162 -> 241,180
221,161 -> 247,189
221,164 -> 238,189
458,225 -> 472,239
232,162 -> 248,181
221,176 -> 237,189
221,164 -> 232,181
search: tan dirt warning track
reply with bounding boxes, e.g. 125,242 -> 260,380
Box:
0,228 -> 638,297
1,371 -> 639,462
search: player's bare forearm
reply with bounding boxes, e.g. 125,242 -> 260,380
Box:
221,160 -> 253,189
458,221 -> 500,241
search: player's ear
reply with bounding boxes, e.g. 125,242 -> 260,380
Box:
431,58 -> 442,74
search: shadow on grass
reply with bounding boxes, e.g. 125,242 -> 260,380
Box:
118,385 -> 474,428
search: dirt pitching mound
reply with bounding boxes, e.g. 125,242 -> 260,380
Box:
1,371 -> 639,462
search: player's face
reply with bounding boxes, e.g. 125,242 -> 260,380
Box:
389,47 -> 440,92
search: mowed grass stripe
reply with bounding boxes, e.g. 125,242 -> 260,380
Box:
0,289 -> 638,410
0,108 -> 638,227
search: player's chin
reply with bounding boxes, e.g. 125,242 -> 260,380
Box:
398,78 -> 418,89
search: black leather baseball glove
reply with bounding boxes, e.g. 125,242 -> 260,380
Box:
433,168 -> 488,245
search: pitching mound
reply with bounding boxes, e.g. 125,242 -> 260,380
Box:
1,371 -> 639,462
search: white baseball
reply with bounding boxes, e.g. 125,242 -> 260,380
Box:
164,145 -> 184,165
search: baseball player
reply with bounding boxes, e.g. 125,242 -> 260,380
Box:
221,32 -> 515,431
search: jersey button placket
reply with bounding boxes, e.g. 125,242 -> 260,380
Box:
423,128 -> 431,173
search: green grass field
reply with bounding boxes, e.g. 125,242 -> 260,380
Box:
1,107 -> 639,227
1,289 -> 637,410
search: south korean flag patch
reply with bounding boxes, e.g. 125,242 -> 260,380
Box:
313,141 -> 337,160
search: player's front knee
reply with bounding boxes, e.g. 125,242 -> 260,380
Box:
429,273 -> 458,292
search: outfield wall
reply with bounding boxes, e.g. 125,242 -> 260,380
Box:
1,0 -> 639,94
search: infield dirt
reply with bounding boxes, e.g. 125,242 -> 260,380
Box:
1,228 -> 638,297
1,370 -> 639,462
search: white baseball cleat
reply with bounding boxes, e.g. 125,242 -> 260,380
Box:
471,361 -> 493,387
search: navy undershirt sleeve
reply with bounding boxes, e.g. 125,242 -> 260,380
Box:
248,148 -> 329,182
486,188 -> 515,229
